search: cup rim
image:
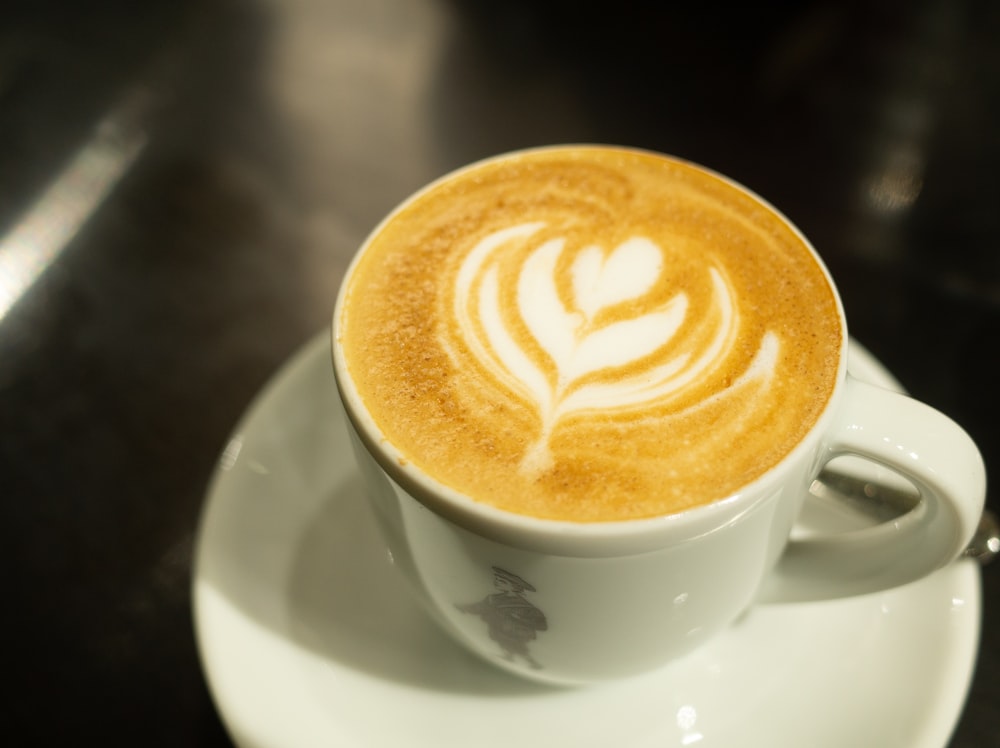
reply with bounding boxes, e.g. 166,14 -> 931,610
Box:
330,144 -> 849,557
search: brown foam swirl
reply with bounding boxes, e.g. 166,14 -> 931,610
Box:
340,147 -> 842,521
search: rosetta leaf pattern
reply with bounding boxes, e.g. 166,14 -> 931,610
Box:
448,222 -> 776,473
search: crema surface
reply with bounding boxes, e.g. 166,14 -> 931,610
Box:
339,147 -> 842,522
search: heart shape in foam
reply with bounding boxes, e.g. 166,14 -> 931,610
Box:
571,237 -> 664,320
517,235 -> 685,387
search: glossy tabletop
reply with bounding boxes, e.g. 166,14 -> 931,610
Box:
3,1 -> 997,745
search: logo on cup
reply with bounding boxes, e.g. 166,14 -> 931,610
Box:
457,566 -> 548,670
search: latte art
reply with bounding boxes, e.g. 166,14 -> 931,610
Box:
339,147 -> 842,522
445,223 -> 779,474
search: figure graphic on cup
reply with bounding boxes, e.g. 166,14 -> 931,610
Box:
457,566 -> 548,669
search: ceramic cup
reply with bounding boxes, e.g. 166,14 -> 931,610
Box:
331,146 -> 985,685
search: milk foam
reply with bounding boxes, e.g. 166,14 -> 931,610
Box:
447,223 -> 779,472
342,146 -> 842,522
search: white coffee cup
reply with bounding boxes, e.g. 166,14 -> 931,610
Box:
331,146 -> 985,684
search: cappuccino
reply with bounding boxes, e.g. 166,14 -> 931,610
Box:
338,147 -> 842,522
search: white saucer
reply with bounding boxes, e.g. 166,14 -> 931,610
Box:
193,333 -> 981,748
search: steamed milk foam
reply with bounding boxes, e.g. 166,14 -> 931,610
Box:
339,147 -> 842,522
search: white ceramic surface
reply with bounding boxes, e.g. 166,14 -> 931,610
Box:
193,333 -> 981,747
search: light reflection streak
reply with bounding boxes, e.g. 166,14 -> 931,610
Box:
220,436 -> 245,471
677,705 -> 703,744
863,148 -> 925,215
676,705 -> 697,730
0,89 -> 150,320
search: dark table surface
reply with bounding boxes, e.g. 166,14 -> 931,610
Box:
4,0 -> 998,745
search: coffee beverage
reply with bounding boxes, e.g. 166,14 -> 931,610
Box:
333,146 -> 984,686
338,146 -> 842,522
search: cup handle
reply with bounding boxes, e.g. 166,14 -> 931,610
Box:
759,375 -> 986,603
